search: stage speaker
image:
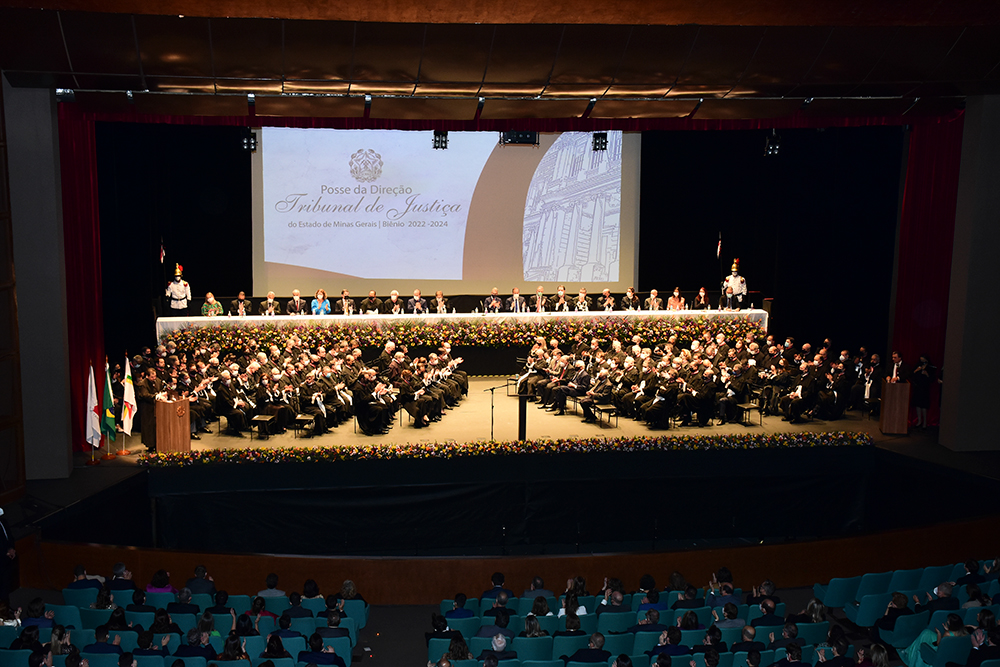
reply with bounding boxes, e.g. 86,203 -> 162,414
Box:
500,131 -> 539,146
762,297 -> 774,318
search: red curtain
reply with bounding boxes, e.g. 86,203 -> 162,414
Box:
892,115 -> 965,423
58,105 -> 105,451
55,104 -> 965,444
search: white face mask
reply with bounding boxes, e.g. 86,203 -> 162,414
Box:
207,297 -> 215,304
174,277 -> 181,282
673,292 -> 679,297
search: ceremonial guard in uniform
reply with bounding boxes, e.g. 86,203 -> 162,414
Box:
165,264 -> 192,315
721,259 -> 748,308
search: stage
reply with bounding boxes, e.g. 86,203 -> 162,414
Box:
34,376 -> 1000,560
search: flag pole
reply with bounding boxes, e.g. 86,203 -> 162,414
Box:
119,432 -> 130,457
101,436 -> 117,460
86,443 -> 99,466
101,358 -> 117,460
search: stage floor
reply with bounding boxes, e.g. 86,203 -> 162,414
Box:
111,375 -> 895,456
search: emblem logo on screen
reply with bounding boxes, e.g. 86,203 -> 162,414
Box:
349,148 -> 383,182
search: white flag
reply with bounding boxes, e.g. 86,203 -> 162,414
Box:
86,365 -> 101,448
122,357 -> 137,436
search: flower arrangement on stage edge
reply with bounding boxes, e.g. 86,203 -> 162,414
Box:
159,315 -> 765,351
138,431 -> 872,467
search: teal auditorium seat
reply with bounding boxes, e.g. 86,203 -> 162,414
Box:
552,635 -> 589,659
844,593 -> 893,627
341,600 -> 368,629
852,572 -> 893,603
450,660 -> 477,667
243,635 -> 266,657
283,637 -> 307,657
881,610 -> 929,649
447,616 -> 480,638
920,635 -> 971,667
52,656 -> 67,667
145,592 -> 176,610
577,614 -> 598,635
134,656 -> 164,667
288,618 -> 315,637
570,661 -> 602,667
795,621 -> 830,646
928,609 -> 954,633
209,636 -> 225,653
0,627 -> 18,646
689,607 -> 713,628
497,660 -> 519,667
601,633 -> 634,656
62,588 -> 100,609
252,660 -> 294,667
79,654 -> 120,667
631,632 -> 661,655
628,654 -> 650,667
190,594 -> 213,612
978,660 -> 1000,667
0,650 -> 34,667
918,565 -> 954,592
718,626 -> 743,647
257,616 -> 276,636
171,613 -> 197,633
228,595 -> 253,616
510,636 -> 554,662
521,661 -> 562,667
678,629 -> 706,646
966,605 -> 1000,625
79,608 -> 113,629
469,636 -> 493,656
113,630 -> 139,652
48,604 -> 83,629
888,569 -> 924,592
263,596 -> 290,616
125,611 -> 155,629
747,603 -> 786,623
172,658 -> 207,667
428,637 -> 452,662
813,577 -> 862,609
732,651 -> 774,667
597,612 -> 636,635
301,598 -> 326,617
536,616 -> 560,635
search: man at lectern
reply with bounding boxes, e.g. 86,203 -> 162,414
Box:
888,351 -> 912,383
136,367 -> 163,452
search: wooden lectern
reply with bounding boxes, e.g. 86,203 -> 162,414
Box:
880,379 -> 910,435
156,398 -> 191,453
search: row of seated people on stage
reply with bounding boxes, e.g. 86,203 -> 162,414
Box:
517,331 -> 920,427
194,285 -> 748,317
131,337 -> 467,444
5,566 -> 370,667
428,565 -> 1000,667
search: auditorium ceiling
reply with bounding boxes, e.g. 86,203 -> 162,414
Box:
1,0 -> 998,120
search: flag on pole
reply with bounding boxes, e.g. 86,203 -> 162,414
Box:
122,357 -> 136,436
160,238 -> 165,264
86,366 -> 101,448
101,364 -> 117,443
717,231 -> 722,259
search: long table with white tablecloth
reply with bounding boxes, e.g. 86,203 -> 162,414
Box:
156,308 -> 768,341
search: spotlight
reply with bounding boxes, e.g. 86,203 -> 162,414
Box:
55,88 -> 75,102
126,90 -> 134,103
242,132 -> 257,152
499,131 -> 539,147
247,93 -> 255,106
764,128 -> 781,156
592,132 -> 608,152
433,130 -> 449,150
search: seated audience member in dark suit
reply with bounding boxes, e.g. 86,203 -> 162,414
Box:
562,632 -> 612,663
672,585 -> 706,610
771,642 -> 804,667
476,609 -> 516,640
482,571 -> 516,600
318,610 -> 351,640
647,627 -> 690,658
706,582 -> 741,609
691,626 -> 728,654
445,593 -> 474,620
483,591 -> 515,618
523,576 -> 555,600
285,592 -> 314,618
9,625 -> 45,652
955,559 -> 986,586
82,626 -> 124,655
477,635 -> 518,661
730,626 -> 766,654
166,588 -> 200,616
170,628 -> 216,660
767,623 -> 805,650
871,592 -> 913,644
131,631 -> 171,657
270,614 -> 302,639
596,591 -> 631,616
425,613 -> 461,646
628,609 -> 670,634
913,581 -> 960,614
948,628 -> 1000,667
185,565 -> 216,596
638,589 -> 670,612
126,589 -> 156,614
206,590 -> 233,616
746,580 -> 781,606
107,563 -> 136,593
298,632 -> 347,667
751,599 -> 784,628
818,637 -> 855,667
67,564 -> 103,590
